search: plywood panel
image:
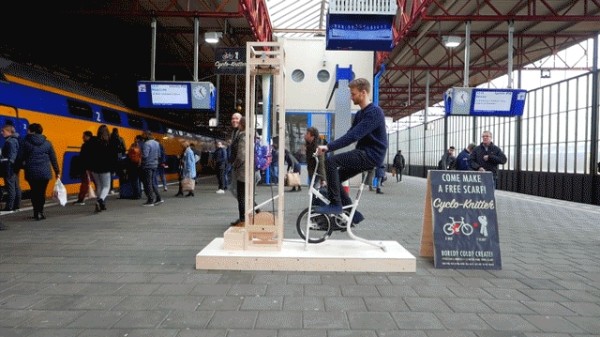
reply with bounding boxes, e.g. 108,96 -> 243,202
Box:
196,238 -> 416,273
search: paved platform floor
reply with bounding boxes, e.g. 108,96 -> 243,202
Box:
0,174 -> 599,337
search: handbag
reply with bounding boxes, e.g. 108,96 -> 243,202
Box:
85,172 -> 97,200
285,172 -> 301,187
182,177 -> 195,192
86,187 -> 97,200
52,178 -> 68,206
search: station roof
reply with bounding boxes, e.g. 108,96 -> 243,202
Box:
1,0 -> 599,132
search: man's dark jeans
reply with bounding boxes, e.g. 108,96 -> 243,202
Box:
142,167 -> 161,202
4,172 -> 21,210
325,149 -> 377,207
217,164 -> 227,190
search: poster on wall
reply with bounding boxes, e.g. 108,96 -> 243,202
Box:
422,170 -> 502,270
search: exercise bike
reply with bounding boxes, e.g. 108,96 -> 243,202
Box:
295,153 -> 386,251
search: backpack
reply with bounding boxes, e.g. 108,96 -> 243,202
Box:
127,143 -> 142,165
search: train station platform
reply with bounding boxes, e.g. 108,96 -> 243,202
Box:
0,174 -> 599,336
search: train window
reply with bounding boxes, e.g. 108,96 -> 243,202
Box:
67,99 -> 93,119
101,108 -> 122,125
128,115 -> 144,129
146,119 -> 163,133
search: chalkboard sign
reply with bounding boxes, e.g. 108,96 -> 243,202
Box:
420,170 -> 502,270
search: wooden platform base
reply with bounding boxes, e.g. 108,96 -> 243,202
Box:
196,238 -> 416,272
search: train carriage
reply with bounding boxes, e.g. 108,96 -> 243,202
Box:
0,57 -> 220,200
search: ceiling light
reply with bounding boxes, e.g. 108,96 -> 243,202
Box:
204,32 -> 222,44
442,35 -> 461,48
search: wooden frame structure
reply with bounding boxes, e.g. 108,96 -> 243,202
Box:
223,41 -> 286,251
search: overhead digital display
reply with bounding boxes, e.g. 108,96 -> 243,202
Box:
444,87 -> 527,117
472,90 -> 514,114
150,83 -> 189,105
137,81 -> 216,111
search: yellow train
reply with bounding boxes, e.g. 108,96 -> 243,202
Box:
0,57 -> 220,199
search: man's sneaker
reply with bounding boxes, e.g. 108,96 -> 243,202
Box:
352,210 -> 365,224
314,204 -> 343,215
142,201 -> 154,207
216,189 -> 225,194
154,199 -> 164,205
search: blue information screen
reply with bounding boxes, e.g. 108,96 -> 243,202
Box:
444,87 -> 527,117
138,81 -> 192,109
137,81 -> 216,111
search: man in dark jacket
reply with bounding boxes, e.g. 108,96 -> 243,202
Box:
73,130 -> 94,205
470,131 -> 507,187
392,150 -> 405,182
438,146 -> 456,170
315,78 -> 387,225
1,124 -> 21,213
214,141 -> 228,193
304,127 -> 326,188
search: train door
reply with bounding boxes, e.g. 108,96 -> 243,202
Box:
0,104 -> 29,203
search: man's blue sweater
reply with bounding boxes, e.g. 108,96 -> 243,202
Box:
327,103 -> 387,166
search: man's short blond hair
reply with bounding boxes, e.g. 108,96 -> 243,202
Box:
348,78 -> 371,94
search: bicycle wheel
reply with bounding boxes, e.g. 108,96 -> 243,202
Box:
461,223 -> 474,235
442,223 -> 454,235
296,207 -> 333,243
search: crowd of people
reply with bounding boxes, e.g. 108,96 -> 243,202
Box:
0,78 -> 389,230
0,123 -> 191,225
0,89 -> 511,233
0,77 -> 513,231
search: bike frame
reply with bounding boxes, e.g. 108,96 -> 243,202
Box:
303,153 -> 386,252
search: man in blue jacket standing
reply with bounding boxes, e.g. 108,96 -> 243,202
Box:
455,143 -> 476,170
315,78 -> 387,224
141,130 -> 163,206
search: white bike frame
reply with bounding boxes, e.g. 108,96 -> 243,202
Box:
304,153 -> 387,251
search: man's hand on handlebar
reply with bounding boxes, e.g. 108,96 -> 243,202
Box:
316,145 -> 328,155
